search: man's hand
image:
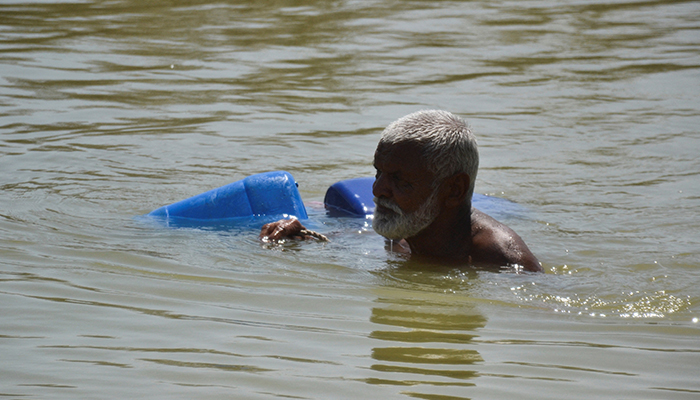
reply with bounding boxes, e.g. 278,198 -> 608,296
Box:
260,218 -> 307,242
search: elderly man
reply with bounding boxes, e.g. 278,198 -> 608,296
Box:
260,110 -> 542,273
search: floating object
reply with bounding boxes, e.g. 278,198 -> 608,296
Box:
323,177 -> 526,219
147,171 -> 307,222
324,177 -> 375,217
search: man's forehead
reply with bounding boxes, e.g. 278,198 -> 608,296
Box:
373,141 -> 431,177
374,140 -> 424,160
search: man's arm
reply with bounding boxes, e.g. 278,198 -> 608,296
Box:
471,210 -> 543,273
507,237 -> 542,272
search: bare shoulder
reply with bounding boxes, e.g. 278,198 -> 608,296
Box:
470,208 -> 542,272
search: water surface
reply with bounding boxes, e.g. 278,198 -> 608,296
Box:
1,1 -> 699,399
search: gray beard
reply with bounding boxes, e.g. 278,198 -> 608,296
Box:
372,189 -> 440,240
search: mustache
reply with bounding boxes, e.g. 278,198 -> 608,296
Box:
373,197 -> 403,215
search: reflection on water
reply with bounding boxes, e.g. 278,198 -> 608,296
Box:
2,0 -> 700,398
368,293 -> 485,392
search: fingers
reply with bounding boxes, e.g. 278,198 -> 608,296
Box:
271,221 -> 290,240
259,218 -> 305,242
259,222 -> 278,240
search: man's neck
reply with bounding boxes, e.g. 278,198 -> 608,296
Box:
404,203 -> 473,261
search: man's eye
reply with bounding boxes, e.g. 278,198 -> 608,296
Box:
394,175 -> 411,189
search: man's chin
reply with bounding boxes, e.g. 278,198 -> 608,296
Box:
372,214 -> 402,240
373,215 -> 418,240
373,190 -> 440,240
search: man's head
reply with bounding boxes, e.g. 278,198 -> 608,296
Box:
379,110 -> 479,194
372,110 -> 479,239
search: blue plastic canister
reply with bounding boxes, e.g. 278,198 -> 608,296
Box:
324,177 -> 376,217
148,171 -> 308,221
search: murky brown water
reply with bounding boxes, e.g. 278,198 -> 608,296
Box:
1,1 -> 699,399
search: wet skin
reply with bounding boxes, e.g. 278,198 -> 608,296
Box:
261,141 -> 542,273
373,141 -> 542,272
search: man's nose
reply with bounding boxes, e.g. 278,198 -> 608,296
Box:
372,174 -> 390,199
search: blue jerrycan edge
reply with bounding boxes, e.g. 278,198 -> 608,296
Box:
146,170 -> 308,222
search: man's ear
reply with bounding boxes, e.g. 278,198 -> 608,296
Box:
442,173 -> 471,208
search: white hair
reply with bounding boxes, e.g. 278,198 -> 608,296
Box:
379,110 -> 479,199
